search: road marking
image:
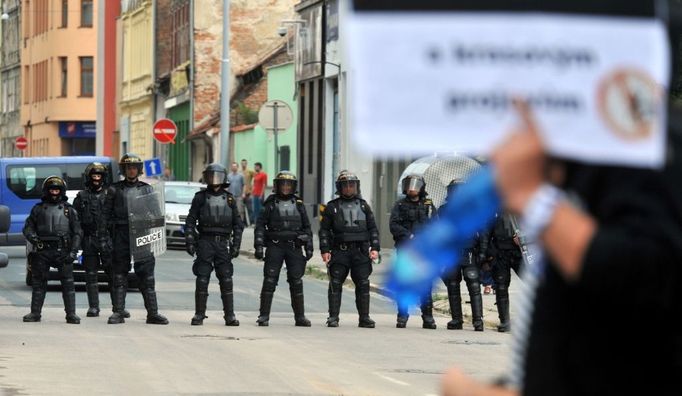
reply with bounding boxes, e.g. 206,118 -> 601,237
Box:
375,373 -> 410,386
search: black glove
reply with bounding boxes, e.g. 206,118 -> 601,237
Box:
231,246 -> 240,258
185,241 -> 197,256
67,251 -> 78,262
27,234 -> 41,246
254,246 -> 264,260
305,249 -> 313,261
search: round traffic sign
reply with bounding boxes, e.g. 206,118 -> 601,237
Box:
153,118 -> 177,144
258,100 -> 293,132
15,136 -> 28,150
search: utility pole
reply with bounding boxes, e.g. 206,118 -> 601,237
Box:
219,0 -> 230,168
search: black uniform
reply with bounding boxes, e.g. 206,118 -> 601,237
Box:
438,205 -> 488,331
185,188 -> 244,326
73,186 -> 111,317
389,196 -> 437,328
488,213 -> 523,332
320,196 -> 381,328
254,193 -> 313,326
101,179 -> 168,324
23,192 -> 82,323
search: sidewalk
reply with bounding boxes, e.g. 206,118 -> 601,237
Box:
239,228 -> 519,329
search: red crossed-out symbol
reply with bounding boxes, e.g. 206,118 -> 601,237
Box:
153,118 -> 177,144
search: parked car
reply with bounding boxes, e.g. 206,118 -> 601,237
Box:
164,181 -> 204,248
0,205 -> 10,268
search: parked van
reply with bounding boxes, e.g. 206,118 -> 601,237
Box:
0,156 -> 114,246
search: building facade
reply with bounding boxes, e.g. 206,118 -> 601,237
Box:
118,0 -> 154,160
20,0 -> 98,156
0,0 -> 22,157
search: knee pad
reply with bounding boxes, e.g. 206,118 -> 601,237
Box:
330,278 -> 344,293
355,278 -> 370,294
446,281 -> 461,296
196,277 -> 210,292
263,276 -> 278,292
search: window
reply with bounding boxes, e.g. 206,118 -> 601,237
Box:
24,1 -> 30,39
171,1 -> 190,68
59,57 -> 68,97
33,0 -> 48,36
6,164 -> 104,199
81,0 -> 93,27
79,56 -> 93,97
23,65 -> 30,104
61,0 -> 68,28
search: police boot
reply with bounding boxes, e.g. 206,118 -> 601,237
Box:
220,278 -> 240,326
23,287 -> 46,322
142,290 -> 169,325
326,280 -> 343,327
290,281 -> 311,327
396,307 -> 409,329
191,277 -> 209,325
256,291 -> 273,326
85,272 -> 100,317
496,294 -> 511,333
421,297 -> 437,330
470,293 -> 484,331
106,272 -> 129,318
447,293 -> 464,330
356,281 -> 375,329
63,289 -> 81,324
108,274 -> 127,324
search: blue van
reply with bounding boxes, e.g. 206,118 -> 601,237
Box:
0,156 -> 114,246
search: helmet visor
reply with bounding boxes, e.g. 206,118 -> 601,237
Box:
276,179 -> 296,194
404,177 -> 424,193
205,170 -> 226,186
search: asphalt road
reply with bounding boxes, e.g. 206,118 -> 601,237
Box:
0,246 -> 512,395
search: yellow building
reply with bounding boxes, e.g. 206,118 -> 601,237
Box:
118,0 -> 153,160
20,0 -> 98,156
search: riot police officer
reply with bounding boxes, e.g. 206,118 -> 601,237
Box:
439,179 -> 486,331
254,171 -> 313,327
389,174 -> 437,329
73,162 -> 114,317
185,163 -> 244,326
489,212 -> 523,332
320,172 -> 381,328
23,176 -> 83,324
101,154 -> 168,325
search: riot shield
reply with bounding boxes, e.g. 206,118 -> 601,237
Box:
127,181 -> 166,259
397,154 -> 483,209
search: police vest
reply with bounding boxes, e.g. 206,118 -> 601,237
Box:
266,197 -> 303,240
77,189 -> 106,233
332,198 -> 370,243
198,191 -> 233,235
35,203 -> 71,237
397,199 -> 432,233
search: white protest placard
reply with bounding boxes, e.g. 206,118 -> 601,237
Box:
347,13 -> 670,168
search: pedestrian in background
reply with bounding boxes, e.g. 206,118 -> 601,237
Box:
252,162 -> 267,224
240,159 -> 255,226
227,162 -> 246,224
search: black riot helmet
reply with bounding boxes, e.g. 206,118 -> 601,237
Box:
335,172 -> 360,198
83,162 -> 108,189
202,163 -> 229,188
118,153 -> 144,178
401,174 -> 426,197
273,171 -> 297,196
42,175 -> 67,202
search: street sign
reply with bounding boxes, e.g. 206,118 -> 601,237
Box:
258,100 -> 294,172
144,158 -> 163,177
258,100 -> 293,132
15,136 -> 27,151
153,118 -> 177,144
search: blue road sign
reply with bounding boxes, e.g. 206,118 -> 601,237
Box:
144,158 -> 162,177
